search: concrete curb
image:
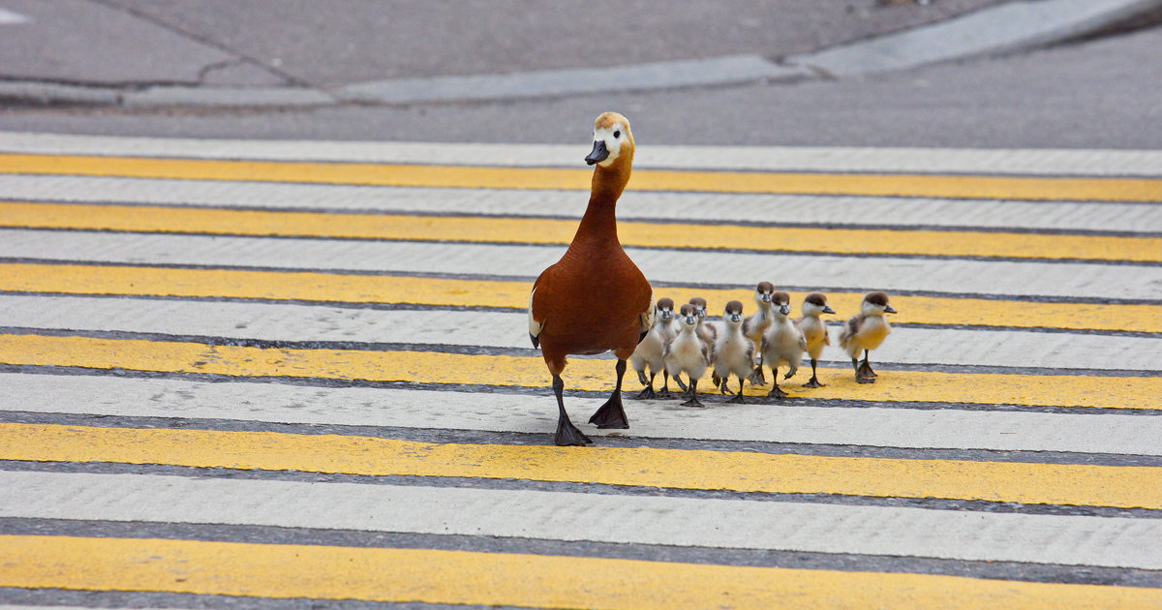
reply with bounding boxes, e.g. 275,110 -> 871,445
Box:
1,0 -> 1159,109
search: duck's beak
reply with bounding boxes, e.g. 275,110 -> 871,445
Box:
884,305 -> 898,314
585,140 -> 609,165
761,294 -> 771,303
730,314 -> 741,323
661,310 -> 672,320
823,305 -> 835,314
779,304 -> 791,315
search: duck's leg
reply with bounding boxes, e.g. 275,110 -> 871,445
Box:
589,359 -> 631,429
859,350 -> 878,378
635,371 -> 657,400
767,365 -> 789,398
853,356 -> 874,384
804,358 -> 825,388
727,375 -> 746,403
680,378 -> 705,408
553,374 -> 592,446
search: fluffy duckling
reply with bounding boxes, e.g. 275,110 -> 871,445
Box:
795,292 -> 835,388
759,291 -> 806,399
630,298 -> 679,399
688,297 -> 718,346
528,112 -> 653,446
743,281 -> 776,384
712,300 -> 756,403
664,303 -> 711,408
839,291 -> 897,384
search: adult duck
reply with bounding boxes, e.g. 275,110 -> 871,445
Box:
528,112 -> 653,446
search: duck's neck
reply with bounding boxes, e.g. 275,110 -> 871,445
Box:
574,159 -> 632,244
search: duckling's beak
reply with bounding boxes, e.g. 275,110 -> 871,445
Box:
823,305 -> 835,314
884,305 -> 898,314
730,314 -> 741,323
686,316 -> 696,325
661,310 -> 672,320
697,310 -> 706,318
779,304 -> 791,315
585,140 -> 609,165
761,294 -> 771,303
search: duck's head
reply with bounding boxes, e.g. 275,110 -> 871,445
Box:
802,292 -> 835,317
772,291 -> 792,317
655,297 -> 675,321
862,291 -> 897,316
678,303 -> 699,328
723,300 -> 744,326
754,281 -> 775,307
585,112 -> 634,169
688,297 -> 708,319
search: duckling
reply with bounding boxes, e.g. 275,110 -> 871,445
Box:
743,281 -> 776,384
630,297 -> 678,399
759,291 -> 806,399
688,297 -> 718,346
529,112 -> 654,446
664,303 -> 711,408
796,292 -> 835,388
712,300 -> 756,403
839,291 -> 897,384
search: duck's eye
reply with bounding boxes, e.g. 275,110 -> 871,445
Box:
613,130 -> 621,139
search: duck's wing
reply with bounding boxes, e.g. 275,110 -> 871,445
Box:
528,272 -> 550,349
637,293 -> 655,344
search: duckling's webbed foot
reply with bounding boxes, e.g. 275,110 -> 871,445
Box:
783,365 -> 798,380
635,373 -> 657,400
804,359 -> 825,388
680,379 -> 705,408
726,377 -> 746,403
859,351 -> 878,378
552,374 -> 592,446
636,370 -> 649,386
766,369 -> 789,399
747,365 -> 766,386
589,359 -> 630,429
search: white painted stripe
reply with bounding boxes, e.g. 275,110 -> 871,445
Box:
0,8 -> 29,24
2,131 -> 1160,176
3,176 -> 1159,233
1,471 -> 1159,569
3,374 -> 1158,455
1,295 -> 1156,371
2,229 -> 1157,300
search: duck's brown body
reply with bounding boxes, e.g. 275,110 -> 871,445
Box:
528,112 -> 652,446
531,161 -> 651,370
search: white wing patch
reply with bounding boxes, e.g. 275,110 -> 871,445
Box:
528,287 -> 543,339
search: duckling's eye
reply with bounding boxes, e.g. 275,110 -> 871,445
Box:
613,130 -> 621,139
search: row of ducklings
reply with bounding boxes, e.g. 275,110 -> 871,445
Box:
630,282 -> 897,406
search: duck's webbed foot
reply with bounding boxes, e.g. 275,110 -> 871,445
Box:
589,395 -> 630,428
555,418 -> 593,446
803,376 -> 824,388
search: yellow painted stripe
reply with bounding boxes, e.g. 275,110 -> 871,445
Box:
3,153 -> 1161,201
5,536 -> 1158,610
1,333 -> 1158,410
5,423 -> 1162,508
3,263 -> 1160,334
3,201 -> 1157,262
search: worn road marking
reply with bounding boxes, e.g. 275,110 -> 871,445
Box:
2,263 -> 1158,333
2,154 -> 1160,201
3,424 -> 1161,507
4,535 -> 1159,609
1,333 -> 1159,409
4,202 -> 1158,262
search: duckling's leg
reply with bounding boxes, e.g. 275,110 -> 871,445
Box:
767,365 -> 789,398
636,369 -> 649,386
657,370 -> 674,398
635,372 -> 657,400
859,350 -> 878,378
804,358 -> 825,388
589,359 -> 631,429
680,378 -> 705,408
552,374 -> 592,446
748,354 -> 767,385
853,356 -> 874,384
727,375 -> 746,404
673,372 -> 689,393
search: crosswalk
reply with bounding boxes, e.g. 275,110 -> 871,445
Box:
0,131 -> 1160,609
